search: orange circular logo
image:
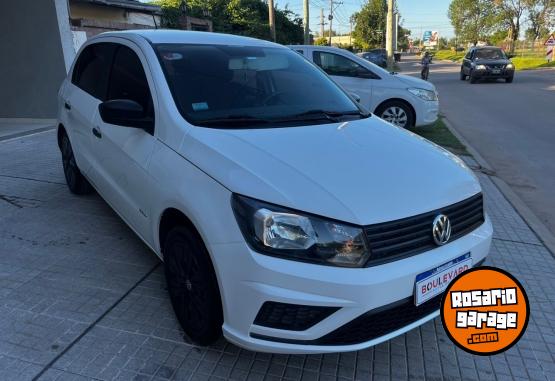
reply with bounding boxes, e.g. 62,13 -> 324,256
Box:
441,266 -> 529,355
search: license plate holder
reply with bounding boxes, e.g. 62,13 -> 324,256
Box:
414,253 -> 472,306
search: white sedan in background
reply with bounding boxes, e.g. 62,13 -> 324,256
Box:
289,45 -> 439,128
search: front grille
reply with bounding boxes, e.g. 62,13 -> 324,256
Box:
316,294 -> 442,345
364,193 -> 484,265
487,64 -> 504,70
254,302 -> 339,331
251,294 -> 442,345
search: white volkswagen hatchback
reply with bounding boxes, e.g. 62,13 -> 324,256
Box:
57,30 -> 492,354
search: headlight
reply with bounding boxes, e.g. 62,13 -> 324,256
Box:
476,64 -> 487,70
407,88 -> 438,101
231,194 -> 370,267
506,63 -> 514,69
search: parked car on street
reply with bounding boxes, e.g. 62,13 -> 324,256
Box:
58,30 -> 492,354
357,48 -> 387,67
290,45 -> 439,128
460,46 -> 515,83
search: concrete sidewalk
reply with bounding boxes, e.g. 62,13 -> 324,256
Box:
0,130 -> 554,381
0,121 -> 56,142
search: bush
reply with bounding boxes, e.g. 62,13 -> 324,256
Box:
434,50 -> 465,61
314,37 -> 328,46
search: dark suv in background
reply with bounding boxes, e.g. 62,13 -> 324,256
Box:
358,49 -> 387,68
460,46 -> 515,83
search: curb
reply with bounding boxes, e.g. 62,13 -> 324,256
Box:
442,117 -> 555,256
0,126 -> 56,143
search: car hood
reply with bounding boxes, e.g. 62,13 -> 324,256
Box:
474,59 -> 511,65
180,118 -> 480,225
394,74 -> 436,91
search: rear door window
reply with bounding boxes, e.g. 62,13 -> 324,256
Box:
72,43 -> 117,100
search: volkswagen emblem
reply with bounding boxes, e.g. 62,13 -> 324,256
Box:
432,214 -> 451,246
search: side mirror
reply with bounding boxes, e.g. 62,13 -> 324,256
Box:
99,99 -> 153,132
349,92 -> 361,103
506,53 -> 515,59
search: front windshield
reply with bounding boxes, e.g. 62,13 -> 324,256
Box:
475,48 -> 506,60
155,43 -> 367,128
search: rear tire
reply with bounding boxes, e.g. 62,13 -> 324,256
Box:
164,226 -> 223,346
375,100 -> 415,128
60,133 -> 92,195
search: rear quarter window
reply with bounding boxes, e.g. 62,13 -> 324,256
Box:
72,43 -> 117,100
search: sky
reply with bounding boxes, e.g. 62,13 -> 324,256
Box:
139,0 -> 455,40
281,0 -> 455,40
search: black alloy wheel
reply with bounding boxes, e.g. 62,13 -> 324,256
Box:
164,226 -> 223,345
60,133 -> 92,195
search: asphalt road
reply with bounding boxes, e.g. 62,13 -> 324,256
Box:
399,56 -> 555,236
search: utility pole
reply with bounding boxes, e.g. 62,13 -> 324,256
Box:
393,12 -> 399,51
349,17 -> 353,46
386,0 -> 394,68
268,0 -> 276,42
328,0 -> 333,46
303,0 -> 310,44
328,0 -> 342,46
320,8 -> 325,38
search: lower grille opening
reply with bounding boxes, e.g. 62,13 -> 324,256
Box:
253,302 -> 339,331
251,259 -> 486,346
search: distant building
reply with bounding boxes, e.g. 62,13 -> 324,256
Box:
69,0 -> 162,39
329,35 -> 353,46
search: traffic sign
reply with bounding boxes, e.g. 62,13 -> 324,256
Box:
545,34 -> 555,46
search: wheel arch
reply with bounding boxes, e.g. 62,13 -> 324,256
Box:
373,98 -> 416,126
158,207 -> 204,257
57,123 -> 67,150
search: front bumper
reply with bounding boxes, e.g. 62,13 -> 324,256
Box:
211,216 -> 493,354
414,99 -> 439,127
473,68 -> 514,79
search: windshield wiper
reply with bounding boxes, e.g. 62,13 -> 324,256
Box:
277,109 -> 369,123
195,115 -> 271,127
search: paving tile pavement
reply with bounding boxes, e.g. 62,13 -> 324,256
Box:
1,131 -> 554,381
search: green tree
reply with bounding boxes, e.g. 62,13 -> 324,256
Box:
352,0 -> 387,50
448,0 -> 498,45
314,37 -> 329,46
151,0 -> 303,44
438,36 -> 449,49
524,0 -> 555,41
494,0 -> 526,52
489,29 -> 508,44
397,25 -> 411,50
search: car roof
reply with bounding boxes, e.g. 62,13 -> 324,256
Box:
286,45 -> 352,53
94,29 -> 283,48
471,46 -> 503,50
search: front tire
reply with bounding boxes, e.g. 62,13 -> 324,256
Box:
60,133 -> 92,195
375,100 -> 415,128
164,226 -> 223,346
469,73 -> 477,84
460,69 -> 467,81
506,76 -> 513,83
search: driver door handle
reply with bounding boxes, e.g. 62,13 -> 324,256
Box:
92,127 -> 102,139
